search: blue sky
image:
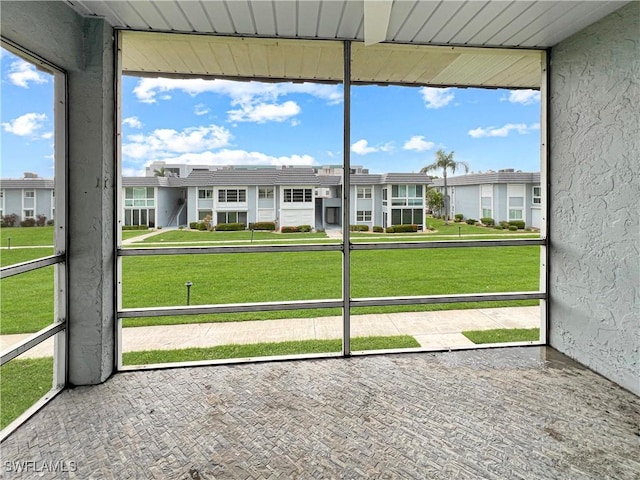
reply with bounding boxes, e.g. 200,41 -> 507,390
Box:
2,47 -> 541,179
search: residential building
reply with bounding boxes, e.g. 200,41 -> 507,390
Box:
0,173 -> 55,224
431,170 -> 541,228
122,165 -> 431,230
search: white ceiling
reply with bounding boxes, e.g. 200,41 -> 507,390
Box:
122,32 -> 543,88
66,0 -> 627,89
66,1 -> 628,48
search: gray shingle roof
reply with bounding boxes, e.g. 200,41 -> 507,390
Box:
0,178 -> 55,189
431,172 -> 540,186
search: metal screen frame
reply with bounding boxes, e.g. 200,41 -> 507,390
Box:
115,37 -> 548,370
0,38 -> 68,442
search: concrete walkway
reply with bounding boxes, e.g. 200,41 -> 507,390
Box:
1,306 -> 539,359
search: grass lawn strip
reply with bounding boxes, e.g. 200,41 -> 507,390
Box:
0,356 -> 53,429
462,328 -> 540,344
122,335 -> 419,365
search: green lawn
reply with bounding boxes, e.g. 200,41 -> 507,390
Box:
462,328 -> 540,344
0,226 -> 54,246
120,246 -> 538,308
136,229 -> 328,243
1,247 -> 55,267
0,357 -> 53,429
122,335 -> 419,365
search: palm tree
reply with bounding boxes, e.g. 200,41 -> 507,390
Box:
420,149 -> 469,223
153,167 -> 166,177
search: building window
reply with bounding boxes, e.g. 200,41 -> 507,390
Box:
357,186 -> 372,199
124,187 -> 155,207
507,184 -> 525,222
218,189 -> 246,203
391,185 -> 423,206
283,188 -> 312,203
198,188 -> 213,199
23,190 -> 35,198
391,208 -> 423,226
23,209 -> 34,218
533,186 -> 541,204
259,187 -> 274,199
217,211 -> 247,225
124,208 -> 155,227
0,189 -> 4,217
198,210 -> 212,220
357,210 -> 372,222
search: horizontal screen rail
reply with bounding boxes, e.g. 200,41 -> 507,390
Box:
1,322 -> 65,366
0,254 -> 65,279
118,238 -> 544,257
119,298 -> 344,318
118,292 -> 545,319
118,243 -> 343,256
351,292 -> 545,308
351,238 -> 545,250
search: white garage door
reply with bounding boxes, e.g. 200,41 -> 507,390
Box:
257,209 -> 274,222
281,209 -> 313,226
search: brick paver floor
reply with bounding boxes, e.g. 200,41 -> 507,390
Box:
1,347 -> 638,479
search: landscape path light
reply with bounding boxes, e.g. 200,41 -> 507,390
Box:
185,281 -> 193,306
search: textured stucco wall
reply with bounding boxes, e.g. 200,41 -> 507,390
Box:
1,2 -> 116,385
549,2 -> 639,394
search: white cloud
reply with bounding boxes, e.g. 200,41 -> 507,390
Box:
2,112 -> 47,136
143,150 -> 315,168
123,116 -> 143,128
468,123 -> 540,138
194,103 -> 210,116
403,135 -> 435,152
420,87 -> 454,109
8,60 -> 48,88
228,100 -> 301,123
41,132 -> 53,140
132,77 -> 342,123
122,124 -> 232,160
505,89 -> 541,105
351,139 -> 393,155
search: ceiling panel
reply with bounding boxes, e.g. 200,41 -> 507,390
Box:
296,1 -> 322,37
176,1 -> 213,33
67,0 -> 629,48
199,2 -> 235,33
250,1 -> 276,37
121,31 -> 541,89
154,1 -> 193,32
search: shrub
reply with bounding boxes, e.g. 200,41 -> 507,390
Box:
179,226 -> 184,230
20,218 -> 37,227
391,224 -> 418,233
508,225 -> 518,231
509,220 -> 525,229
46,219 -> 55,226
454,213 -> 464,222
481,217 -> 495,226
281,226 -> 299,233
249,222 -> 276,231
197,222 -> 207,231
466,218 -> 476,225
385,227 -> 395,233
499,221 -> 510,229
2,214 -> 18,227
36,214 -> 47,227
373,226 -> 384,233
298,225 -> 312,233
189,222 -> 199,230
215,222 -> 245,231
493,225 -> 503,230
122,225 -> 148,230
350,224 -> 369,232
